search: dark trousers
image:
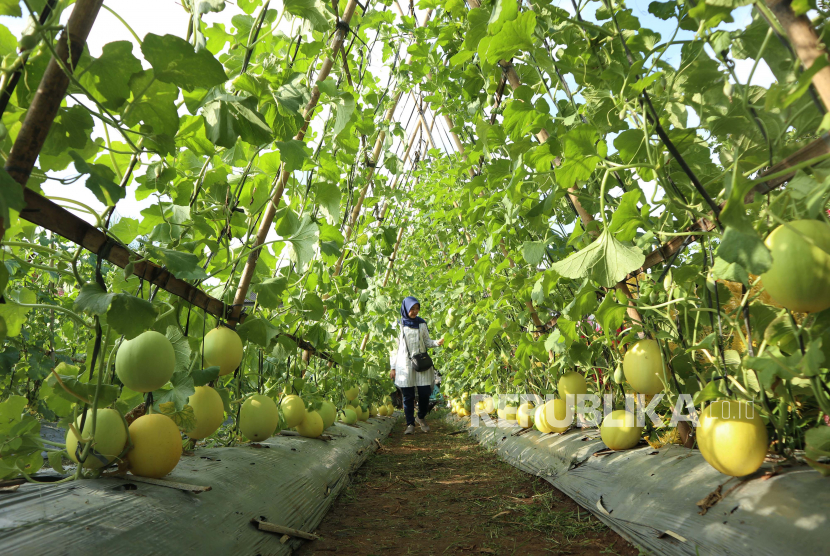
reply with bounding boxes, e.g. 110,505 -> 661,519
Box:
400,385 -> 432,425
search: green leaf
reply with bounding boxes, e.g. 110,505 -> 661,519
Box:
47,450 -> 65,473
805,426 -> 830,475
315,182 -> 341,224
284,0 -> 331,30
166,326 -> 192,374
79,41 -> 143,110
502,86 -> 546,141
152,371 -> 195,412
609,190 -> 645,242
464,8 -> 490,51
331,92 -> 355,137
152,248 -> 209,281
47,371 -> 120,408
107,295 -> 156,340
191,366 -> 221,387
74,283 -> 115,316
275,140 -> 311,172
563,282 -> 598,320
596,291 -> 627,333
0,1 -> 22,16
0,395 -> 27,432
158,401 -> 197,432
520,241 -> 546,266
141,34 -> 228,89
550,229 -> 645,288
284,215 -> 319,269
0,300 -> 31,337
488,0 -> 518,35
236,317 -> 279,347
479,10 -> 535,64
69,151 -> 125,206
252,277 -> 288,310
203,94 -> 272,148
122,70 -> 179,153
109,217 -> 140,245
716,226 -> 772,275
693,380 -> 725,405
0,168 -> 25,223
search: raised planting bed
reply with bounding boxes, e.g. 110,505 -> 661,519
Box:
0,415 -> 398,556
445,412 -> 830,556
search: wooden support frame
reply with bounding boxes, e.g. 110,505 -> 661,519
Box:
332,8 -> 435,277
0,0 -> 235,320
229,0 -> 361,324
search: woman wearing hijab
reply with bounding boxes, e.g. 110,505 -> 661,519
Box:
389,296 -> 444,434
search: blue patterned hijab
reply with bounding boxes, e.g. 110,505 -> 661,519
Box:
400,296 -> 427,329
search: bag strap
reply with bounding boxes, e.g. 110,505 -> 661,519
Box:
400,325 -> 411,359
401,324 -> 425,358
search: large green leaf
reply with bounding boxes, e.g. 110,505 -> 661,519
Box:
141,33 -> 228,89
107,295 -> 156,340
550,229 -> 645,288
284,0 -> 331,30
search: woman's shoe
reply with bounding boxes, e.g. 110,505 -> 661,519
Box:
415,417 -> 429,432
404,424 -> 415,435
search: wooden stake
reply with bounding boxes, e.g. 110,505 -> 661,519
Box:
2,0 -> 105,238
229,0 -> 360,324
4,0 -> 104,191
332,9 -> 435,277
250,518 -> 321,541
765,0 -> 830,110
122,475 -> 212,493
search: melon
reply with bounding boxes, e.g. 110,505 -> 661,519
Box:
296,411 -> 324,438
534,405 -> 552,433
544,399 -> 571,433
344,385 -> 359,401
281,394 -> 306,428
185,386 -> 225,440
340,408 -> 357,424
319,400 -> 337,429
761,219 -> 830,313
240,394 -> 280,441
386,403 -> 395,415
558,371 -> 587,402
378,405 -> 389,416
623,339 -> 666,395
357,405 -> 369,421
600,410 -> 642,450
698,400 -> 768,476
115,331 -> 175,392
517,402 -> 535,428
128,414 -> 182,478
66,409 -> 128,469
203,327 -> 244,376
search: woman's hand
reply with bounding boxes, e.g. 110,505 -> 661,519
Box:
437,337 -> 445,346
389,369 -> 396,380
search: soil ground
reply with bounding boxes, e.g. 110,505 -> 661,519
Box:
296,413 -> 639,556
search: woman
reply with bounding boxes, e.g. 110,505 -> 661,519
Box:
389,296 -> 444,434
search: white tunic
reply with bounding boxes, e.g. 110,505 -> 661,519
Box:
390,322 -> 439,388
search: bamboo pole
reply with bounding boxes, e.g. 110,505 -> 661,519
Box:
331,8 -> 434,277
765,0 -> 830,110
462,0 -> 642,327
1,0 -> 104,238
229,0 -> 360,324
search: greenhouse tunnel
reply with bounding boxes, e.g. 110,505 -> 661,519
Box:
0,0 -> 830,554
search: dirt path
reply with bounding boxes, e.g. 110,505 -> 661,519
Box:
297,414 -> 638,556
